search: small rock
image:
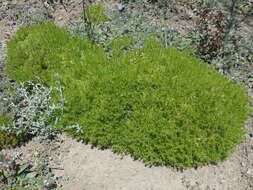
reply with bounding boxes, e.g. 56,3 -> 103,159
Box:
43,179 -> 57,189
44,2 -> 50,8
2,159 -> 15,169
34,151 -> 39,157
117,3 -> 125,12
182,13 -> 193,20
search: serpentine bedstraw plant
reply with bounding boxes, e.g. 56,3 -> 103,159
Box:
5,23 -> 250,169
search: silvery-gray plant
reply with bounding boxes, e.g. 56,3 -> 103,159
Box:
0,79 -> 65,140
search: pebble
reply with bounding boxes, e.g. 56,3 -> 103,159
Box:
43,179 -> 57,189
2,159 -> 15,169
117,3 -> 125,12
181,13 -> 194,20
34,151 -> 39,157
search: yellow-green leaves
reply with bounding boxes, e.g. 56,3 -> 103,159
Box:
84,4 -> 109,25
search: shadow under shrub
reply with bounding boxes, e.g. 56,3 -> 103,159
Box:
0,115 -> 27,149
6,23 -> 250,168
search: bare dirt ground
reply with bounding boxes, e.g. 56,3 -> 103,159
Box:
53,123 -> 253,190
0,0 -> 253,189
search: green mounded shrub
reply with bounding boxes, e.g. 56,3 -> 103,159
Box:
6,23 -> 70,83
6,23 -> 107,85
0,115 -> 26,149
6,23 -> 250,168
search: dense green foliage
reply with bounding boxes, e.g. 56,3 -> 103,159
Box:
6,23 -> 249,168
6,23 -> 70,82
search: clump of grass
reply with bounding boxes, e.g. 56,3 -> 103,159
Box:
6,23 -> 250,168
84,4 -> 109,25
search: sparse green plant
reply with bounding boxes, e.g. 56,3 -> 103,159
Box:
82,4 -> 109,42
0,151 -> 65,190
6,23 -> 250,168
84,4 -> 109,25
